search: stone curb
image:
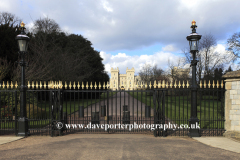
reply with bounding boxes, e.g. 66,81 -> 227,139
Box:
0,137 -> 24,145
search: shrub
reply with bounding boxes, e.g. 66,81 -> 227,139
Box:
0,106 -> 13,119
17,104 -> 47,119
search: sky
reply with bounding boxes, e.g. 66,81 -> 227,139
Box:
1,0 -> 240,77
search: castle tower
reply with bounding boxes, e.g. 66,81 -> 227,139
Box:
110,67 -> 136,90
126,67 -> 135,90
110,67 -> 119,90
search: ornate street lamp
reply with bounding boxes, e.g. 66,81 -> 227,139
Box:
16,22 -> 30,136
186,20 -> 201,137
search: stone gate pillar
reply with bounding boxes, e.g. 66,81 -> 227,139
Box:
223,70 -> 240,138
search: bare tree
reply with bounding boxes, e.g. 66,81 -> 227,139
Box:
167,57 -> 187,82
152,65 -> 164,80
12,46 -> 94,82
200,34 -> 217,76
184,33 -> 233,81
0,57 -> 11,81
139,63 -> 153,83
139,63 -> 166,84
0,12 -> 21,27
12,17 -> 95,82
32,17 -> 60,34
227,32 -> 240,64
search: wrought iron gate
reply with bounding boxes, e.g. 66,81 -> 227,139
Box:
0,80 -> 225,137
50,89 -> 167,137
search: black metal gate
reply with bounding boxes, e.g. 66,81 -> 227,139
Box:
0,80 -> 225,137
50,89 -> 167,137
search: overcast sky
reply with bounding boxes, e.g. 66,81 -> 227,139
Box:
1,0 -> 240,76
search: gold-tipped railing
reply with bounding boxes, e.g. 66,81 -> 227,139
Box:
0,80 -> 224,90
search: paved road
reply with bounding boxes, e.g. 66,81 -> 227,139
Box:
2,92 -> 239,159
80,91 -> 155,116
0,134 -> 240,160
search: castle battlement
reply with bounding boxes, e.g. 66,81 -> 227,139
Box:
111,67 -> 119,71
126,67 -> 135,72
110,67 -> 138,90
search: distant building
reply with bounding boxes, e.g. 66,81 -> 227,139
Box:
110,67 -> 140,90
169,66 -> 190,81
110,66 -> 190,90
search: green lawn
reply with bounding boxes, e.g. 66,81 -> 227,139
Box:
129,91 -> 225,129
0,119 -> 51,129
39,91 -> 117,116
1,91 -> 117,129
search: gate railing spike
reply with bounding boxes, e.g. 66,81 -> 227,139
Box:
36,81 -> 39,89
40,81 -> 42,89
10,81 -> 13,89
221,80 -> 224,88
182,81 -> 185,88
178,81 -> 181,88
15,81 -> 18,88
174,81 -> 177,88
90,82 -> 93,89
154,80 -> 157,88
158,80 -> 161,88
73,81 -> 76,89
32,81 -> 35,89
99,82 -> 101,89
82,82 -> 84,89
28,81 -> 30,89
69,81 -> 72,89
65,81 -> 67,89
162,80 -> 165,88
6,81 -> 9,89
94,82 -> 97,89
103,82 -> 105,89
208,80 -> 211,88
2,81 -> 5,89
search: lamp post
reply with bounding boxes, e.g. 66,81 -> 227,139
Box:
16,22 -> 30,136
186,20 -> 201,137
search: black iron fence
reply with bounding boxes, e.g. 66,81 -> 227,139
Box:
0,80 -> 225,137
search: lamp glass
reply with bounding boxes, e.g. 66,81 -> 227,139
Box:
190,40 -> 198,51
18,39 -> 28,52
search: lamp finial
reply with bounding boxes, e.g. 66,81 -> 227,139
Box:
20,21 -> 25,27
192,20 -> 196,26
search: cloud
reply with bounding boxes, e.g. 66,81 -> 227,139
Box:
101,51 -> 181,76
100,43 -> 237,77
162,45 -> 178,52
1,0 -> 240,73
2,0 -> 240,53
101,0 -> 113,12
